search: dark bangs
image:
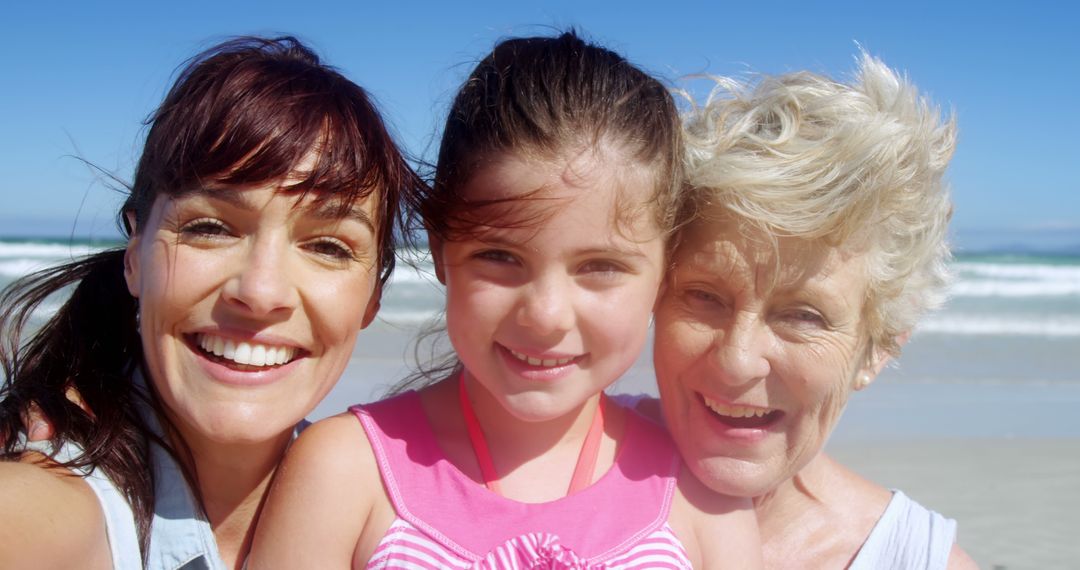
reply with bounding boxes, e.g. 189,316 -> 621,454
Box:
127,37 -> 418,283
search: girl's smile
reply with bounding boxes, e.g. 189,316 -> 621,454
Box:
434,147 -> 666,423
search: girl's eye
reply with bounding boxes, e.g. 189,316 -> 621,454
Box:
473,249 -> 518,264
179,218 -> 231,238
305,238 -> 356,261
578,259 -> 624,275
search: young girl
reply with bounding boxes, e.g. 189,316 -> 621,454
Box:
251,32 -> 761,569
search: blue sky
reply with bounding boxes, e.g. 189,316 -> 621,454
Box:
2,0 -> 1077,248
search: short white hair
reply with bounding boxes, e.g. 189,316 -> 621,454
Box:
682,52 -> 957,356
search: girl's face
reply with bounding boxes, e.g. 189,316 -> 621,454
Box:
124,168 -> 382,449
434,148 -> 666,422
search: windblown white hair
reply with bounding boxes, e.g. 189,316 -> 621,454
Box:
682,53 -> 957,357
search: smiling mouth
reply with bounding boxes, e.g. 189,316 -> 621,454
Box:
703,396 -> 782,429
194,333 -> 299,369
507,348 -> 580,369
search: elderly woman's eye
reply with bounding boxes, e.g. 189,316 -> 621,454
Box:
306,238 -> 356,261
784,308 -> 827,327
685,288 -> 723,306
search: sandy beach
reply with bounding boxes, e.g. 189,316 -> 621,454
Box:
311,320 -> 1080,569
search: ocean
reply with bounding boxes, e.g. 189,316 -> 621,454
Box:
2,238 -> 1078,378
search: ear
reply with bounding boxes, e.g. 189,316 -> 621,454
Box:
123,211 -> 141,298
428,231 -> 446,285
360,282 -> 382,329
854,332 -> 907,391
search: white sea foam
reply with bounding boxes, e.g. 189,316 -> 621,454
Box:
376,309 -> 444,326
0,259 -> 55,278
950,280 -> 1080,297
950,261 -> 1080,298
0,242 -> 104,259
954,262 -> 1080,280
919,315 -> 1080,337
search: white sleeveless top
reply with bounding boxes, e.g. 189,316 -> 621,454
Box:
849,490 -> 957,570
19,435 -> 142,569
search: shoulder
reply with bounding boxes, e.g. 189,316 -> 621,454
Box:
0,458 -> 112,569
669,465 -> 763,569
251,411 -> 387,568
851,489 -> 963,570
277,411 -> 379,490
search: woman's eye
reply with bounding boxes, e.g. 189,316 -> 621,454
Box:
179,218 -> 231,238
305,238 -> 356,261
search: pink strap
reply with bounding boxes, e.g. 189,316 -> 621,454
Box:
458,374 -> 606,496
459,374 -> 504,494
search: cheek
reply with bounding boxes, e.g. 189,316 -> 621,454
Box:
309,276 -> 378,347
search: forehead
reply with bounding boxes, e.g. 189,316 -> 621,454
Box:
459,148 -> 659,234
466,146 -> 654,200
676,213 -> 868,297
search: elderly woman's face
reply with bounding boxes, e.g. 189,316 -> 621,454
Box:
654,216 -> 880,497
123,167 -> 382,447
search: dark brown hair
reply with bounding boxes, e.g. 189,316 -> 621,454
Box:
416,30 -> 683,243
0,36 -> 423,556
398,30 -> 681,392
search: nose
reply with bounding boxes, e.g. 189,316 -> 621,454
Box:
222,236 -> 300,317
515,272 -> 575,337
709,312 -> 771,386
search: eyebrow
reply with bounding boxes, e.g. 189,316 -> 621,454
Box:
192,187 -> 376,233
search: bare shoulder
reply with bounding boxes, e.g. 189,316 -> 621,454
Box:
283,412 -> 376,474
267,411 -> 383,511
250,411 -> 386,569
947,543 -> 980,569
0,459 -> 112,569
671,466 -> 763,569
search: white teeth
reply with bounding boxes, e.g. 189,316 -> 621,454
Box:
250,345 -> 266,367
234,343 -> 253,365
509,349 -> 576,368
195,334 -> 297,368
703,397 -> 772,418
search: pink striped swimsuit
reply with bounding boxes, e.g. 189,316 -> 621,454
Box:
351,391 -> 692,569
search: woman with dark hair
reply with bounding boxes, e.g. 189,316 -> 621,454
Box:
0,36 -> 422,569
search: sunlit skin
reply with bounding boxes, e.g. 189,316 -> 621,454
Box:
248,148 -> 765,569
654,214 -> 882,500
123,161 -> 382,566
434,149 -> 666,431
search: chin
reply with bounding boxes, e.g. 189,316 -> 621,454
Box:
688,456 -> 780,499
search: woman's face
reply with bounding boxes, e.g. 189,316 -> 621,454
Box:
124,175 -> 382,448
654,215 -> 884,498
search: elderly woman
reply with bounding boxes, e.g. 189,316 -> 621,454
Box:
0,37 -> 421,568
654,55 -> 978,568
